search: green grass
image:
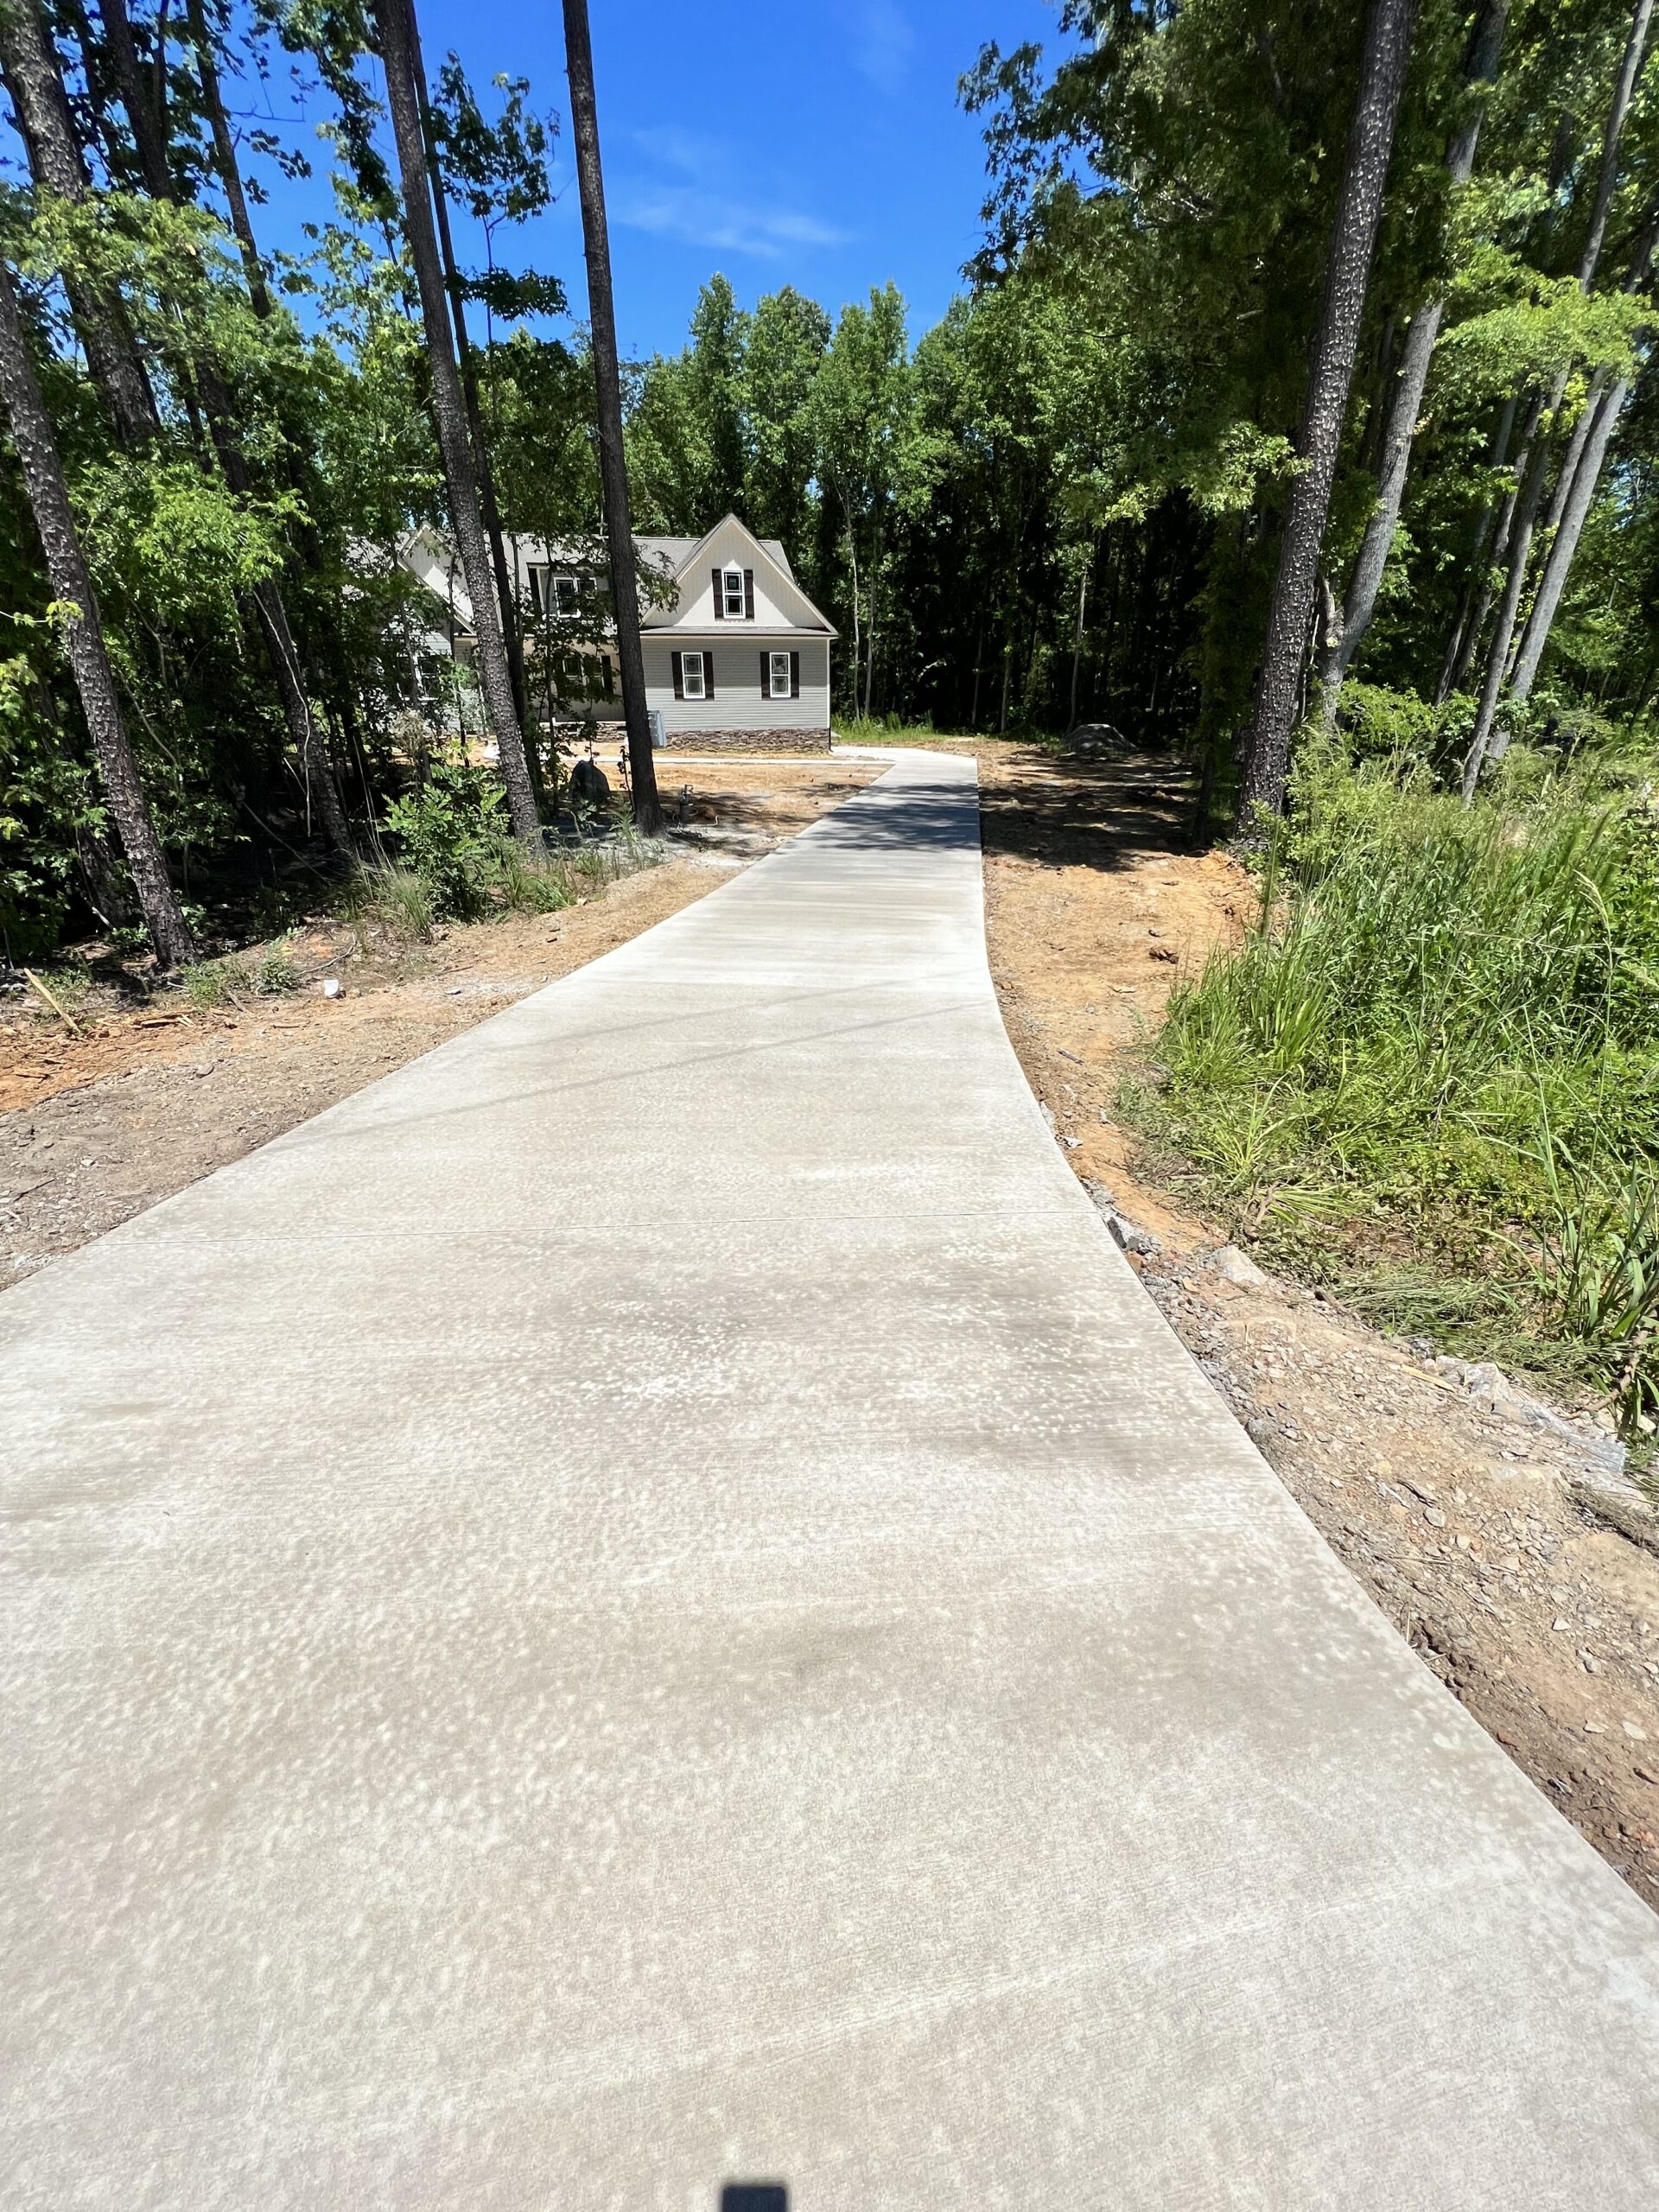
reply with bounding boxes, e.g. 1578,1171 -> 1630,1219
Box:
1133,736 -> 1659,1438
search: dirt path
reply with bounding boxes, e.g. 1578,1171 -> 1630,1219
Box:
938,734 -> 1659,1911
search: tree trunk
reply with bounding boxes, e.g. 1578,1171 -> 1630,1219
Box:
99,0 -> 173,198
0,0 -> 160,448
1068,550 -> 1090,729
559,0 -> 659,830
183,0 -> 272,316
1508,213 -> 1659,698
375,0 -> 540,838
98,0 -> 353,858
1579,0 -> 1654,287
1506,375 -> 1628,703
1237,0 -> 1417,827
1460,431 -> 1549,795
1325,4 -> 1508,702
1459,5 -> 1653,775
0,250 -> 192,963
405,0 -> 536,769
1438,388 -> 1522,698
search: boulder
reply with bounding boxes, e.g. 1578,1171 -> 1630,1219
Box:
570,756 -> 611,811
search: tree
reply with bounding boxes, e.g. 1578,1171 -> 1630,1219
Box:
1461,0 -> 1654,794
1237,0 -> 1419,827
0,247 -> 192,964
372,0 -> 540,839
560,0 -> 659,831
1322,0 -> 1510,710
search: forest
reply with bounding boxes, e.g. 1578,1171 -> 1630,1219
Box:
2,0 -> 1658,1424
1,0 -> 1656,939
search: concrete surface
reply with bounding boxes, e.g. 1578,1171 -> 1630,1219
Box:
3,751 -> 1659,2209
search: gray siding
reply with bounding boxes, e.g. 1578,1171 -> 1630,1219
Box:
645,635 -> 830,734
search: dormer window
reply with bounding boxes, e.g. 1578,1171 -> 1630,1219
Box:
721,566 -> 746,619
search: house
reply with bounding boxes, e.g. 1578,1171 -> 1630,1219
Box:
397,514 -> 836,752
632,516 -> 836,752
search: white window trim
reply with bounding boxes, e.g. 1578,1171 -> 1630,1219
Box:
682,650 -> 707,701
768,650 -> 791,700
721,567 -> 745,619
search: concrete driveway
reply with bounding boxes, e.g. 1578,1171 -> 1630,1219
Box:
3,751 -> 1658,2207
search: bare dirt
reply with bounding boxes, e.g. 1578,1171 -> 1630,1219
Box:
5,741 -> 1656,1909
0,760 -> 885,1296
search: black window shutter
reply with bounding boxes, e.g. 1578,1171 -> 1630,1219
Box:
760,650 -> 769,696
671,650 -> 683,700
790,651 -> 800,698
704,651 -> 715,698
743,569 -> 754,620
711,566 -> 724,619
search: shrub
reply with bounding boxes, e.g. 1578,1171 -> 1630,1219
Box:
382,750 -> 508,919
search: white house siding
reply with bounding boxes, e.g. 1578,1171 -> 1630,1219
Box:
645,634 -> 831,740
643,516 -> 813,632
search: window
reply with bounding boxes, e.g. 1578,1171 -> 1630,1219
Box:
768,651 -> 791,700
682,650 -> 707,700
721,567 -> 746,619
527,569 -> 584,619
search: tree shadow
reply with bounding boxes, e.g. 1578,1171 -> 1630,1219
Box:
976,743 -> 1206,876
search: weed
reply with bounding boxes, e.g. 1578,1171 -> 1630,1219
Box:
348,867 -> 436,944
182,959 -> 237,1010
248,940 -> 302,995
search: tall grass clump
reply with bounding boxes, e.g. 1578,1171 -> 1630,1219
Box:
1143,736 -> 1659,1434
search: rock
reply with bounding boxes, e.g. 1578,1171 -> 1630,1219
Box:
1584,1719 -> 1607,1735
1062,1135 -> 1080,1150
570,756 -> 611,810
1106,1212 -> 1162,1257
1066,722 -> 1130,758
1622,1719 -> 1649,1740
1040,1103 -> 1058,1131
1422,1505 -> 1447,1528
1210,1243 -> 1268,1288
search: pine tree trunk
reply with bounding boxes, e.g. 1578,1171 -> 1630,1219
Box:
0,0 -> 160,448
561,0 -> 661,831
405,0 -> 536,772
1236,0 -> 1417,829
375,0 -> 540,839
0,251 -> 192,964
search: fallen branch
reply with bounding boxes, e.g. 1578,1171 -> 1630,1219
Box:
22,968 -> 82,1033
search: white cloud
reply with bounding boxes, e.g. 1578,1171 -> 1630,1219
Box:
616,186 -> 848,260
615,130 -> 848,260
849,0 -> 915,95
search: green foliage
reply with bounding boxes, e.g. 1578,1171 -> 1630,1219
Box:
381,750 -> 510,920
1141,732 -> 1659,1431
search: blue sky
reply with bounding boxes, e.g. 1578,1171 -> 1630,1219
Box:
241,0 -> 1068,359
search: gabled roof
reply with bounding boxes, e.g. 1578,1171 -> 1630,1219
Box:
640,514 -> 836,637
636,531 -> 793,580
